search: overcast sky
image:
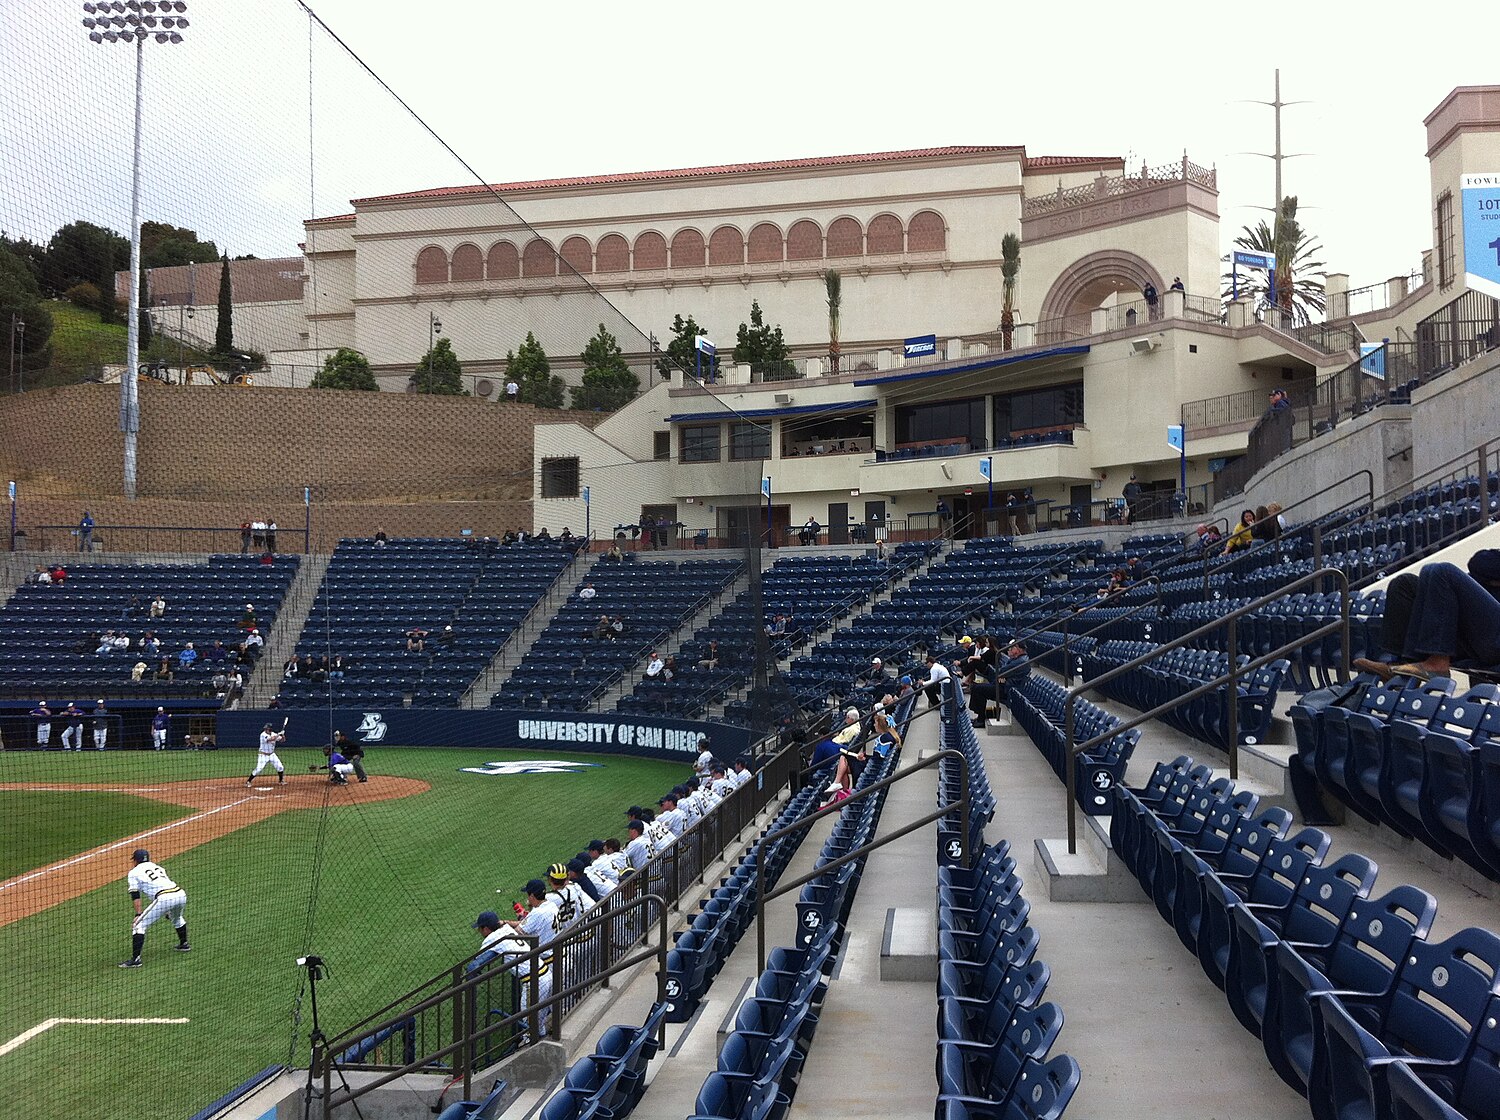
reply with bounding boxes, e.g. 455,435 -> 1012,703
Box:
2,0 -> 1491,306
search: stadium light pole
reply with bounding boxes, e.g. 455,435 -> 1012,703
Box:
82,1 -> 189,500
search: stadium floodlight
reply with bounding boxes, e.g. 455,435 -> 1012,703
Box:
83,0 -> 187,501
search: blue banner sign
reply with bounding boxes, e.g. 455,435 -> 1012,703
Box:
1232,250 -> 1276,271
1462,173 -> 1500,300
903,334 -> 937,359
978,458 -> 991,480
216,708 -> 755,762
1359,343 -> 1387,380
694,336 -> 716,357
1166,424 -> 1185,452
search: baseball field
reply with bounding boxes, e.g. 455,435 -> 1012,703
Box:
0,745 -> 688,1120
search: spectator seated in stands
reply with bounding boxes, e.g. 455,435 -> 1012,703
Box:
122,595 -> 144,620
141,632 -> 161,657
1222,509 -> 1256,555
578,581 -> 597,600
798,517 -> 821,546
662,654 -> 677,682
871,711 -> 902,759
177,643 -> 197,669
149,593 -> 164,617
1354,550 -> 1500,681
406,626 -> 429,652
1193,523 -> 1223,555
259,551 -> 275,566
244,629 -> 264,658
31,565 -> 51,585
610,616 -> 625,640
1250,503 -> 1281,543
437,624 -> 456,647
645,651 -> 665,679
862,657 -> 890,685
328,655 -> 346,680
95,631 -> 119,655
593,614 -> 613,641
50,565 -> 68,585
604,542 -> 623,562
154,658 -> 174,682
235,643 -> 255,669
283,656 -> 300,679
131,660 -> 147,683
831,707 -> 866,792
1267,500 -> 1288,532
697,640 -> 720,670
536,527 -> 551,541
501,530 -> 517,546
374,528 -> 388,547
239,603 -> 258,630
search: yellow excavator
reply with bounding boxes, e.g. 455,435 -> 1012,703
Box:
184,363 -> 254,387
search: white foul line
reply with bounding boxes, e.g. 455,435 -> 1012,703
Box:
0,1017 -> 190,1058
0,797 -> 256,892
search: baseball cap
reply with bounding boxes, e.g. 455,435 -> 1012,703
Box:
900,675 -> 912,685
131,848 -> 149,863
627,805 -> 644,817
565,857 -> 586,874
586,839 -> 605,853
959,635 -> 974,645
547,862 -> 568,881
156,706 -> 164,712
472,911 -> 500,929
711,765 -> 725,776
628,819 -> 646,834
658,794 -> 676,805
1470,550 -> 1500,584
523,878 -> 547,898
871,657 -> 882,665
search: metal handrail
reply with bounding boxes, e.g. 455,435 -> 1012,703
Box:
754,747 -> 970,971
1061,566 -> 1351,853
314,892 -> 670,1117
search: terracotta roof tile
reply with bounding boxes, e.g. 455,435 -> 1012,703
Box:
346,145 -> 1025,206
1024,155 -> 1124,169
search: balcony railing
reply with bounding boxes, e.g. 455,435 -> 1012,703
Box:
870,428 -> 1077,464
1022,156 -> 1216,218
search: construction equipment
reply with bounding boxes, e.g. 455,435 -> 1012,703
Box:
184,363 -> 254,387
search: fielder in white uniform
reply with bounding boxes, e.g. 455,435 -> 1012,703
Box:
248,724 -> 286,785
120,848 -> 189,967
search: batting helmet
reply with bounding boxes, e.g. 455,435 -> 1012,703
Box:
547,862 -> 568,881
131,849 -> 150,864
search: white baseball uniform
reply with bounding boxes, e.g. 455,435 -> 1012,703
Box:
646,817 -> 675,853
624,835 -> 651,871
547,881 -> 594,932
711,777 -> 735,799
693,748 -> 714,782
658,807 -> 686,837
251,730 -> 286,778
599,851 -> 629,884
584,864 -> 615,898
129,861 -> 187,936
478,928 -> 552,1036
731,767 -> 753,788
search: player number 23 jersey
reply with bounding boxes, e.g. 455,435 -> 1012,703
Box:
127,862 -> 180,902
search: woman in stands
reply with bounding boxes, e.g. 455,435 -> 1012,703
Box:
871,711 -> 902,759
1250,504 -> 1281,543
1222,509 -> 1256,555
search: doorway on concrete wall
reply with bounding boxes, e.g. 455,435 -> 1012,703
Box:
827,502 -> 849,545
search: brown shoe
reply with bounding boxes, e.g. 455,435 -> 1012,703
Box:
1388,662 -> 1434,683
1352,658 -> 1395,682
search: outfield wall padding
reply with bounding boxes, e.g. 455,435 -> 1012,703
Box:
218,708 -> 755,761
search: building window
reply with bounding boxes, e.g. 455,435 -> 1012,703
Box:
680,424 -> 721,463
729,421 -> 771,461
540,457 -> 580,498
894,397 -> 984,450
653,431 -> 671,461
1436,190 -> 1455,290
993,382 -> 1084,439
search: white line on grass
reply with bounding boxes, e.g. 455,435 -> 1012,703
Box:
0,1017 -> 190,1057
0,797 -> 256,892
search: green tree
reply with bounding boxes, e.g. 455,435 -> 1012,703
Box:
999,233 -> 1021,351
213,254 -> 234,356
0,232 -> 46,288
41,220 -> 128,297
137,271 -> 153,352
0,245 -> 54,375
732,300 -> 793,379
823,271 -> 842,374
139,221 -> 220,270
310,347 -> 377,390
1221,195 -> 1326,327
570,323 -> 640,411
506,331 -> 565,408
657,312 -> 709,380
410,336 -> 468,395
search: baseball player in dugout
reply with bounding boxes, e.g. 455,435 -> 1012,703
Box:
120,849 -> 189,968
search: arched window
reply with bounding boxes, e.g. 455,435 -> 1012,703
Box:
486,241 -> 519,280
560,236 -> 593,274
450,243 -> 483,282
708,226 -> 744,267
747,223 -> 783,264
522,238 -> 557,278
826,217 -> 862,258
670,229 -> 706,270
908,210 -> 946,252
866,214 -> 903,255
415,246 -> 448,284
786,220 -> 823,261
633,231 -> 667,271
595,234 -> 629,273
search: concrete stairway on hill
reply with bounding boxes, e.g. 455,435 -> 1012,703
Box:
240,552 -> 331,708
460,551 -> 600,708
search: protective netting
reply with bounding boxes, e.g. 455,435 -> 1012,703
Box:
0,4 -> 790,1117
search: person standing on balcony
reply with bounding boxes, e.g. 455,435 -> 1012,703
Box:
1122,476 -> 1142,525
78,510 -> 94,553
1143,281 -> 1159,321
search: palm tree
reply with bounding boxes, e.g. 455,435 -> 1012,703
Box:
1222,195 -> 1326,328
824,269 -> 842,374
999,233 -> 1021,351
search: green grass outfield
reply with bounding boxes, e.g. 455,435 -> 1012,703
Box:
0,746 -> 687,1120
0,790 -> 192,880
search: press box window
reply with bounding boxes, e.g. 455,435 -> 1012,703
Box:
653,431 -> 671,461
540,457 -> 580,498
729,421 -> 771,461
680,424 -> 721,463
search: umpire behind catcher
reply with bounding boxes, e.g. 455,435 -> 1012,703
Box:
332,730 -> 368,782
